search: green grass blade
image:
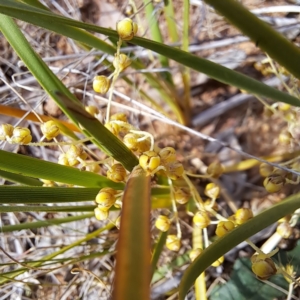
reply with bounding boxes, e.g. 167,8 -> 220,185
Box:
1,213 -> 94,232
204,0 -> 300,80
113,166 -> 151,300
179,192 -> 300,299
0,15 -> 138,171
0,205 -> 95,213
0,149 -> 123,188
182,0 -> 191,119
0,169 -> 43,186
164,0 -> 179,43
151,231 -> 168,277
0,1 -> 298,107
0,186 -> 102,203
143,0 -> 173,85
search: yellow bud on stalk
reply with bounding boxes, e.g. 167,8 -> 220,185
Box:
41,120 -> 60,140
259,163 -> 273,177
155,215 -> 171,232
107,163 -> 127,182
251,254 -> 277,280
174,187 -> 190,205
85,162 -> 100,173
10,127 -> 32,144
58,153 -> 70,166
94,207 -> 109,221
193,211 -> 210,229
165,161 -> 184,180
204,183 -> 220,199
93,75 -> 110,94
95,187 -> 116,211
159,147 -> 177,164
206,162 -> 224,178
235,208 -> 253,225
111,113 -> 127,122
278,131 -> 292,145
276,222 -> 293,239
0,123 -> 14,140
123,133 -> 139,151
166,235 -> 181,252
66,145 -> 87,166
85,105 -> 99,116
113,54 -> 131,72
116,18 -> 138,41
215,220 -> 235,237
139,151 -> 161,173
263,174 -> 285,193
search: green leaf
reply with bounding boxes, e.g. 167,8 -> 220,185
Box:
1,213 -> 94,232
0,169 -> 42,186
0,186 -> 101,203
179,192 -> 300,299
0,150 -> 123,188
0,205 -> 95,213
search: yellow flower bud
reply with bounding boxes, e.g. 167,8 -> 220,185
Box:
123,133 -> 139,151
0,123 -> 14,140
113,54 -> 131,72
139,151 -> 161,173
165,161 -> 184,180
278,131 -> 292,145
159,147 -> 177,164
85,162 -> 101,173
189,248 -> 203,262
66,145 -> 87,166
124,4 -> 134,17
193,211 -> 210,229
40,120 -> 60,140
263,174 -> 284,193
174,187 -> 190,205
94,206 -> 109,221
206,162 -> 224,178
85,105 -> 99,116
116,18 -> 138,41
93,75 -> 110,94
259,163 -> 273,177
278,103 -> 291,112
166,235 -> 181,251
251,254 -> 277,280
235,208 -> 253,225
204,183 -> 220,199
276,222 -> 293,239
211,256 -> 224,267
107,163 -> 127,182
58,153 -> 70,166
111,113 -> 128,122
155,215 -> 171,232
10,127 -> 32,144
95,187 -> 117,211
215,220 -> 235,237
